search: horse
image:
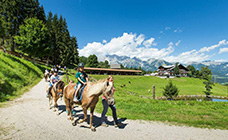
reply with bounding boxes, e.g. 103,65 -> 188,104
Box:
46,80 -> 65,115
63,79 -> 115,131
44,72 -> 49,82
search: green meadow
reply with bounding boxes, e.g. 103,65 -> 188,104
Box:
63,71 -> 228,130
0,52 -> 48,103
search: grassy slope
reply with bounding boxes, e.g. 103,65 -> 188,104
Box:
63,72 -> 228,130
0,52 -> 47,103
90,74 -> 227,97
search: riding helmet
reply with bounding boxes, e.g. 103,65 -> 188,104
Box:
78,62 -> 84,68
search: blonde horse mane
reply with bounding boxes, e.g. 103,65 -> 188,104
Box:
87,79 -> 107,97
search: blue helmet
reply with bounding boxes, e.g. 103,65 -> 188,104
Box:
78,62 -> 84,68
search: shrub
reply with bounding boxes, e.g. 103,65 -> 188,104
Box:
163,80 -> 179,99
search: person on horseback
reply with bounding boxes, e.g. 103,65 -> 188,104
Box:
100,75 -> 122,127
46,69 -> 60,98
73,62 -> 88,102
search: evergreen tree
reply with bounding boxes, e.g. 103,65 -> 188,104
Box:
163,80 -> 179,99
203,75 -> 214,97
0,15 -> 7,45
187,65 -> 196,78
71,37 -> 79,65
0,0 -> 46,51
87,54 -> 98,67
173,62 -> 180,76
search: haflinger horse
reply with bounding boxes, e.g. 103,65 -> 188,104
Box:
44,72 -> 49,82
64,78 -> 115,131
46,80 -> 65,115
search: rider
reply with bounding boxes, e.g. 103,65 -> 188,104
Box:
73,62 -> 88,102
46,69 -> 60,98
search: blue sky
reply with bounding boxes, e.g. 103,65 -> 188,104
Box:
39,0 -> 228,63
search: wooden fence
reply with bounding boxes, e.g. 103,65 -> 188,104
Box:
0,46 -> 51,65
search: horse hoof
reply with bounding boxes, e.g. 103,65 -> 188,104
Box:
67,117 -> 71,120
49,107 -> 51,110
72,122 -> 76,126
53,109 -> 56,112
91,127 -> 96,132
56,112 -> 60,115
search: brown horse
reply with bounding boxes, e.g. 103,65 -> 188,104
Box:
44,72 -> 49,82
64,79 -> 115,131
46,80 -> 65,115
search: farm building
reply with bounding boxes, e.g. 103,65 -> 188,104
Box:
84,67 -> 142,75
158,64 -> 189,77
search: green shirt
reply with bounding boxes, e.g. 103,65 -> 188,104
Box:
76,71 -> 87,84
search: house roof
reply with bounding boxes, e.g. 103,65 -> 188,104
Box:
158,64 -> 189,71
84,67 -> 142,73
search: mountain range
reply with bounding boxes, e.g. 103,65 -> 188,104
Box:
99,54 -> 228,83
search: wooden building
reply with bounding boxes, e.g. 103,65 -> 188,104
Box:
84,67 -> 142,75
158,64 -> 189,77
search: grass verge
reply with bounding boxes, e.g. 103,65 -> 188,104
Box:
62,72 -> 228,130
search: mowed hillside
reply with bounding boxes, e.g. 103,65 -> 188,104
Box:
89,74 -> 227,97
0,52 -> 46,102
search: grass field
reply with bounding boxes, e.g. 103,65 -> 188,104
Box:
63,71 -> 228,130
0,52 -> 48,103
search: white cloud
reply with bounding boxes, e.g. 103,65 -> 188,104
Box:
175,40 -> 181,46
165,27 -> 171,30
173,28 -> 183,33
102,40 -> 107,44
199,39 -> 228,53
219,48 -> 228,54
79,32 -> 172,61
143,38 -> 155,48
79,32 -> 228,64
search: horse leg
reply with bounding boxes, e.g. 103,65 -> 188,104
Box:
54,98 -> 60,115
49,96 -> 52,109
64,98 -> 74,121
90,106 -> 96,131
53,97 -> 57,112
78,107 -> 87,124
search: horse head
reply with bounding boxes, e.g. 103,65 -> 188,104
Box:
103,81 -> 115,105
54,81 -> 65,98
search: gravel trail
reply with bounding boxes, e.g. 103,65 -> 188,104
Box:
1,78 -> 228,140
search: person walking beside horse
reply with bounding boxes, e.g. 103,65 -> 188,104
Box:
100,75 -> 122,127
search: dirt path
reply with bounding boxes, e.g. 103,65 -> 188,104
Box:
1,78 -> 228,140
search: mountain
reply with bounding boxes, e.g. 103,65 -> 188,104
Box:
99,54 -> 173,71
99,55 -> 228,84
187,61 -> 228,77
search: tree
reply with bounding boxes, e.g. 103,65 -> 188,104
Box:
203,75 -> 214,97
98,60 -> 110,68
173,62 -> 180,76
0,0 -> 46,51
0,15 -> 7,45
86,54 -> 98,67
187,65 -> 196,78
14,18 -> 50,59
200,66 -> 212,80
79,56 -> 87,65
163,80 -> 179,99
200,66 -> 214,97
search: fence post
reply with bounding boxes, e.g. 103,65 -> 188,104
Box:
153,85 -> 155,99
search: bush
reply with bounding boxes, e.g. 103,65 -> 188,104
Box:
163,80 -> 179,99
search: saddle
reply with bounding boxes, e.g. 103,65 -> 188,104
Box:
73,84 -> 85,101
